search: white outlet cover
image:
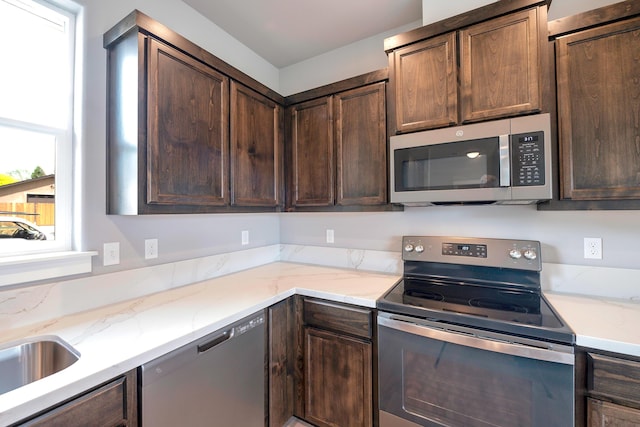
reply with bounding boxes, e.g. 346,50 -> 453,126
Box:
103,242 -> 120,266
145,239 -> 158,259
242,230 -> 249,245
584,237 -> 602,260
326,229 -> 335,244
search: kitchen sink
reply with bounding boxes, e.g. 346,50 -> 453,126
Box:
0,336 -> 80,395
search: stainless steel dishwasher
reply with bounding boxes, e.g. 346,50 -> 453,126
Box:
140,311 -> 265,426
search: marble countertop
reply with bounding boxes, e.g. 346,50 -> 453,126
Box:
545,292 -> 640,357
2,257 -> 640,425
0,262 -> 400,426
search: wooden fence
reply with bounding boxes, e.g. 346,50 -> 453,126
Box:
0,202 -> 55,226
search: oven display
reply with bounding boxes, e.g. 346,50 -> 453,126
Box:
442,243 -> 487,258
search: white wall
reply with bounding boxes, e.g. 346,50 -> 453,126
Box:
75,0 -> 281,274
70,0 -> 637,278
279,207 -> 640,270
279,20 -> 420,96
279,0 -> 640,271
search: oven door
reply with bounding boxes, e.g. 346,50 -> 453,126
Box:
378,313 -> 574,427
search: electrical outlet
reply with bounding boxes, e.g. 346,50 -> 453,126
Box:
103,242 -> 120,266
242,230 -> 249,245
584,237 -> 602,259
326,229 -> 335,244
145,239 -> 158,259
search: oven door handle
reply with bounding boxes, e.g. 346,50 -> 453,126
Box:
378,314 -> 574,365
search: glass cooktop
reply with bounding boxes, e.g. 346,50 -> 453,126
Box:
378,276 -> 574,345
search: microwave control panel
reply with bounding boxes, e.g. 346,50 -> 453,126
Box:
511,131 -> 545,187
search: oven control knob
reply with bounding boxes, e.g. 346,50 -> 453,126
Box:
415,245 -> 424,253
509,249 -> 522,259
523,249 -> 537,260
404,244 -> 414,252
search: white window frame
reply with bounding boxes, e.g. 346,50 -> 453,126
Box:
0,0 -> 95,287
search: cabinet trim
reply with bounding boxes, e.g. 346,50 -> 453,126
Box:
384,0 -> 549,52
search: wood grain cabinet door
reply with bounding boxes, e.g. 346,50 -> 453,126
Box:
304,327 -> 372,427
391,32 -> 458,133
287,97 -> 334,207
459,7 -> 541,123
146,38 -> 229,206
230,81 -> 282,206
588,398 -> 640,427
334,82 -> 387,206
556,16 -> 640,200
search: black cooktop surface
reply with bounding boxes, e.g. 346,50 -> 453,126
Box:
378,276 -> 575,345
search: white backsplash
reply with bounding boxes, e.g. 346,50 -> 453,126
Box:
542,263 -> 640,301
1,244 -> 638,333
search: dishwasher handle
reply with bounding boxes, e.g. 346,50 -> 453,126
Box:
197,330 -> 231,353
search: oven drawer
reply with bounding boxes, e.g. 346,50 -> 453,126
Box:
303,298 -> 372,339
589,353 -> 640,404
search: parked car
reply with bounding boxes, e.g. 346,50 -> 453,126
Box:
0,217 -> 49,240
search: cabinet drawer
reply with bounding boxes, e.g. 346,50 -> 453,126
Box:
303,298 -> 372,339
19,372 -> 137,426
589,353 -> 640,404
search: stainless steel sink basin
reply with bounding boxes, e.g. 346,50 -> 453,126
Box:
0,336 -> 80,395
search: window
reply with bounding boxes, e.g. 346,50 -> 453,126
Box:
0,0 -> 75,256
0,0 -> 93,286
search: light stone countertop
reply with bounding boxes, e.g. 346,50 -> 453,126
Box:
545,292 -> 640,357
3,256 -> 640,425
0,262 -> 400,426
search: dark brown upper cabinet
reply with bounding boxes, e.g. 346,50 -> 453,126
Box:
390,33 -> 458,133
287,96 -> 334,207
540,0 -> 640,210
104,11 -> 284,214
386,0 -> 549,134
146,38 -> 229,208
285,71 -> 393,211
553,3 -> 640,203
230,82 -> 283,207
334,83 -> 387,206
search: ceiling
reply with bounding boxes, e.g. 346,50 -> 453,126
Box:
182,0 -> 422,68
181,0 -> 623,69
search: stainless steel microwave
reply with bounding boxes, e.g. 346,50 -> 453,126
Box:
390,114 -> 552,206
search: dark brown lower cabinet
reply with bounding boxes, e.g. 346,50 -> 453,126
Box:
585,351 -> 640,427
302,298 -> 374,427
588,398 -> 640,426
268,296 -> 375,427
14,370 -> 137,427
304,327 -> 372,427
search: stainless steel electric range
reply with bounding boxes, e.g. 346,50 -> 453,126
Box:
377,236 -> 575,427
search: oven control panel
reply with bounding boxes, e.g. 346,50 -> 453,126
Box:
402,236 -> 541,271
441,243 -> 487,258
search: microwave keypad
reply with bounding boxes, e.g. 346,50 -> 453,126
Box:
512,131 -> 545,186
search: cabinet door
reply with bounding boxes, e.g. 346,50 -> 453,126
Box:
147,38 -> 229,206
304,327 -> 372,427
391,32 -> 457,133
287,97 -> 334,207
334,82 -> 387,206
556,16 -> 640,200
268,298 -> 297,427
588,398 -> 640,427
459,8 -> 541,123
230,81 -> 282,206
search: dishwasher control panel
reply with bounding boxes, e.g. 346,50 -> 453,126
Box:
234,314 -> 264,337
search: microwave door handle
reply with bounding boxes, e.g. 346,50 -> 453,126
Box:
499,134 -> 510,187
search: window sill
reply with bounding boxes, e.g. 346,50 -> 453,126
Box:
0,251 -> 97,287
